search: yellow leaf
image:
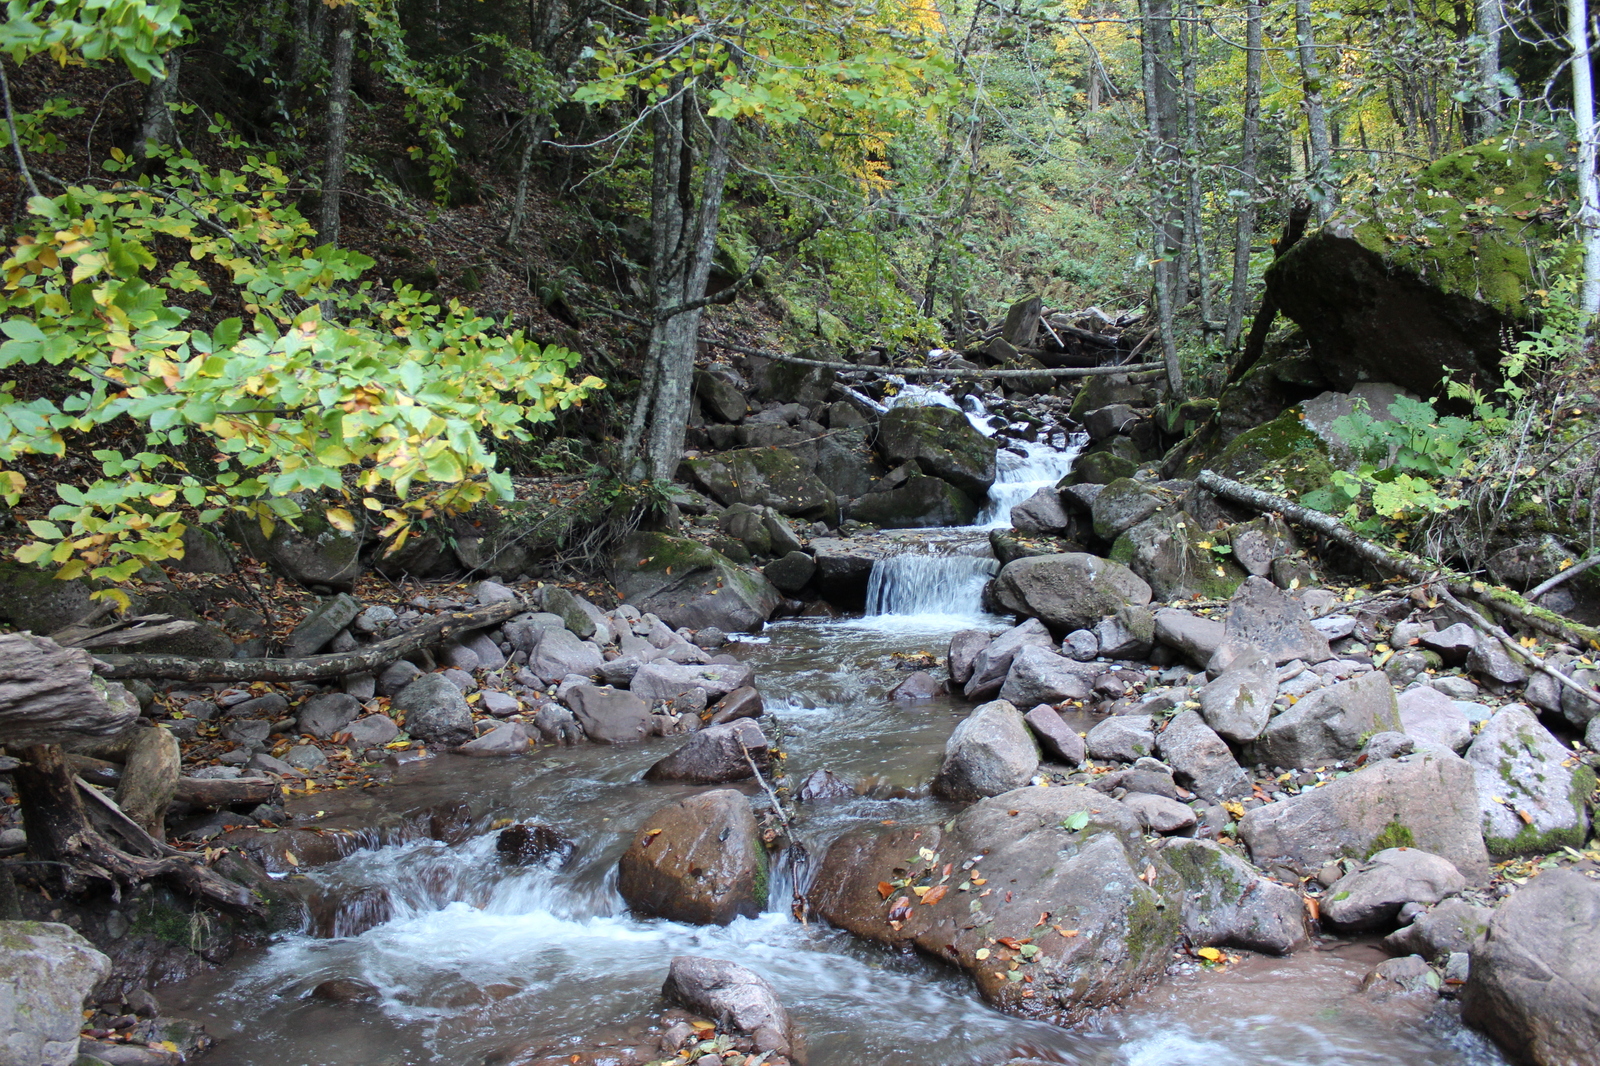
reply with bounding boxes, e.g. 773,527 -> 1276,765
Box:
325,507 -> 355,533
384,739 -> 411,749
149,489 -> 176,507
284,850 -> 299,867
1196,947 -> 1224,962
975,948 -> 990,960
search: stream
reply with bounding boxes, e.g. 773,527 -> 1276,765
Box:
161,396 -> 1511,1066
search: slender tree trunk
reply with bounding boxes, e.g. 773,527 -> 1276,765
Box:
504,117 -> 545,247
1571,0 -> 1600,315
1225,0 -> 1264,348
1472,0 -> 1502,139
292,0 -> 314,85
1294,0 -> 1333,220
1140,0 -> 1185,395
1179,0 -> 1212,327
318,4 -> 356,245
134,49 -> 182,168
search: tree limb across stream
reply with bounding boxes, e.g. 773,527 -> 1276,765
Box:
703,337 -> 1165,379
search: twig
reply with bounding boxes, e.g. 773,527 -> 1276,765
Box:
1432,585 -> 1600,712
1526,555 -> 1600,600
0,63 -> 42,200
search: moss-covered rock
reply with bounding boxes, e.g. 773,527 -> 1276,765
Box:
1206,408 -> 1337,499
876,405 -> 997,499
1109,507 -> 1247,602
680,447 -> 838,524
1068,450 -> 1139,486
1463,704 -> 1593,856
0,561 -> 98,634
612,531 -> 781,633
848,471 -> 979,529
227,505 -> 363,592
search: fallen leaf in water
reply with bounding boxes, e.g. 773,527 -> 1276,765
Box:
1196,947 -> 1225,962
923,884 -> 948,905
877,881 -> 895,900
1007,810 -> 1020,816
996,936 -> 1022,949
888,897 -> 912,922
1053,926 -> 1078,938
284,851 -> 299,867
971,877 -> 987,885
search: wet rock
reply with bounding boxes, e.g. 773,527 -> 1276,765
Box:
1463,870 -> 1600,1066
617,790 -> 765,925
296,692 -> 361,739
459,722 -> 530,756
0,920 -> 111,1066
1321,848 -> 1468,930
1463,703 -> 1593,856
496,823 -> 576,868
1156,710 -> 1252,803
1094,606 -> 1156,660
1010,487 -> 1072,533
282,744 -> 328,770
1222,577 -> 1331,665
529,628 -> 605,685
1238,749 -> 1490,880
1198,659 -> 1277,743
1361,954 -> 1439,998
1023,704 -> 1085,766
565,685 -> 653,745
808,786 -> 1179,1023
310,978 -> 380,1004
532,703 -> 585,745
964,619 -> 1054,700
992,553 -> 1153,632
1384,899 -> 1493,960
1254,670 -> 1400,767
392,674 -> 475,747
998,646 -> 1094,706
763,551 -> 816,592
851,471 -> 980,528
1157,838 -> 1309,955
613,531 -> 782,633
661,957 -> 803,1063
1152,609 -> 1226,667
286,593 -> 362,657
646,719 -> 770,784
706,687 -> 763,725
1125,793 -> 1196,832
931,699 -> 1040,801
876,404 -> 997,499
796,769 -> 855,803
1086,714 -> 1155,763
947,630 -> 989,686
888,671 -> 942,700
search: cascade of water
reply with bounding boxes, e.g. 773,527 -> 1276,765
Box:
864,553 -> 998,618
975,429 -> 1089,527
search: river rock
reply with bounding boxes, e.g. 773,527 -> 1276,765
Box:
296,692 -> 361,740
458,721 -> 530,757
1198,659 -> 1277,743
1254,670 -> 1401,767
617,790 -> 766,925
948,629 -> 989,686
529,628 -> 605,685
1222,577 -> 1331,664
1321,848 -> 1468,930
931,699 -> 1040,800
964,619 -> 1054,700
1157,838 -> 1308,955
1384,899 -> 1493,959
998,646 -> 1094,706
1086,714 -> 1155,763
613,531 -> 782,633
376,660 -> 423,697
285,593 -> 361,657
564,685 -> 653,745
1466,640 -> 1528,688
1396,685 -> 1473,753
1462,870 -> 1600,1066
1090,478 -> 1166,541
339,714 -> 399,748
1111,509 -> 1246,601
391,674 -> 475,747
1156,710 -> 1251,803
646,719 -> 770,784
763,551 -> 816,592
1152,609 -> 1226,667
876,404 -> 997,499
661,957 -> 803,1062
1024,704 -> 1086,765
1238,749 -> 1490,880
809,785 -> 1178,1022
851,471 -> 980,528
708,686 -> 764,725
631,661 -> 755,703
888,670 -> 942,699
1094,606 -> 1155,659
1124,793 -> 1196,832
796,769 -> 855,803
1463,703 -> 1593,856
496,823 -> 576,868
1010,486 -> 1072,533
992,553 -> 1153,632
0,920 -> 111,1066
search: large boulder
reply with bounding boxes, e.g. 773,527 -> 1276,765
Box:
1110,508 -> 1247,602
645,719 -> 770,784
680,447 -> 837,523
227,507 -> 361,591
808,786 -> 1181,1023
564,685 -> 653,744
1222,577 -> 1331,664
1463,703 -> 1594,856
876,404 -> 997,499
1253,671 -> 1401,767
849,471 -> 979,528
1156,710 -> 1252,802
1320,848 -> 1468,931
661,957 -> 803,1063
617,790 -> 767,925
1090,478 -> 1166,542
931,699 -> 1040,800
992,553 -> 1153,631
0,921 -> 111,1066
529,627 -> 605,684
1238,748 -> 1490,880
964,619 -> 1054,700
613,532 -> 781,633
998,646 -> 1094,706
1462,870 -> 1600,1066
1156,838 -> 1308,955
1198,659 -> 1277,743
392,674 -> 475,747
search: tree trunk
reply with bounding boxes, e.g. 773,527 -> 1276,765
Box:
1468,0 -> 1503,139
1224,0 -> 1264,348
1570,0 -> 1600,315
72,723 -> 180,841
318,3 -> 356,245
0,634 -> 139,749
134,49 -> 182,170
1140,0 -> 1185,396
1294,0 -> 1333,220
1228,199 -> 1310,383
1179,0 -> 1212,328
504,117 -> 544,247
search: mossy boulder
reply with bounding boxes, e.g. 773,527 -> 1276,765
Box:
1110,507 -> 1247,602
1204,407 -> 1336,498
0,561 -> 97,634
876,405 -> 997,499
1463,703 -> 1594,856
227,506 -> 362,592
680,447 -> 838,524
1267,141 -> 1577,398
750,354 -> 835,405
1068,450 -> 1139,486
612,531 -> 781,633
849,471 -> 979,528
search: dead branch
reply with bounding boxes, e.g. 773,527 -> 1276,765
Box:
1526,554 -> 1600,600
1431,586 -> 1600,713
50,613 -> 200,650
703,337 -> 1163,379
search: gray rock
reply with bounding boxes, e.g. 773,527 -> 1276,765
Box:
376,660 -> 422,697
931,699 -> 1040,800
1322,848 -> 1468,930
228,509 -> 362,591
1420,622 -> 1478,664
532,703 -> 584,745
1090,478 -> 1165,541
1223,577 -> 1332,665
1311,614 -> 1359,640
296,693 -> 361,739
1589,714 -> 1600,753
340,715 -> 399,748
1462,870 -> 1600,1066
1361,954 -> 1439,998
1118,757 -> 1181,799
1430,674 -> 1480,701
1199,660 -> 1277,743
478,690 -> 521,717
286,594 -> 362,657
1383,899 -> 1493,960
0,921 -> 112,1066
248,753 -> 304,777
282,744 -> 327,770
223,693 -> 289,719
964,618 -> 1054,700
221,719 -> 271,746
1255,670 -> 1400,767
1238,749 -> 1490,880
473,580 -> 517,605
1229,516 -> 1298,578
1112,508 -> 1247,601
992,553 -> 1153,632
598,655 -> 645,687
797,769 -> 856,803
1009,486 -> 1072,534
998,645 -> 1094,706
876,404 -> 997,498
1464,703 -> 1592,856
1559,663 -> 1600,728
392,674 -> 475,747
661,957 -> 802,1061
1158,838 -> 1308,955
529,628 -> 605,684
440,667 -> 475,693
1157,710 -> 1252,803
948,630 -> 989,685
1063,629 -> 1099,662
1024,704 -> 1086,766
1397,685 -> 1473,753
458,722 -> 530,757
888,671 -> 942,700
630,661 -> 754,703
1125,793 -> 1197,832
1362,731 -> 1417,761
707,686 -> 764,725
342,672 -> 376,700
565,685 -> 653,745
1086,714 -> 1155,763
1466,640 -> 1528,687
462,630 -> 507,670
646,719 -> 769,784
1094,606 -> 1155,659
762,551 -> 816,592
1153,609 -> 1226,667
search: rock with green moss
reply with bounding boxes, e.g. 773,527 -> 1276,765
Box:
1091,478 -> 1168,541
993,552 -> 1153,631
612,531 -> 781,634
1069,450 -> 1140,486
680,447 -> 838,525
876,405 -> 997,499
0,561 -> 98,635
849,471 -> 978,528
227,505 -> 363,592
1069,373 -> 1151,421
1463,703 -> 1593,856
1239,748 -> 1490,880
1109,507 -> 1247,602
0,920 -> 111,1066
1205,408 -> 1336,498
1267,142 -> 1577,397
1156,837 -> 1308,954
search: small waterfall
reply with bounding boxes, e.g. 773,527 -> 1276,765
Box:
976,429 -> 1089,527
864,553 -> 998,618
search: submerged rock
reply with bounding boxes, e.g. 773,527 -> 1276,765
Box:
496,823 -> 576,868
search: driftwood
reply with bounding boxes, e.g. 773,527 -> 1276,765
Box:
51,613 -> 200,650
1526,554 -> 1600,601
70,723 -> 181,839
703,337 -> 1163,379
0,633 -> 139,748
67,755 -> 280,808
97,596 -> 528,682
1194,469 -> 1600,648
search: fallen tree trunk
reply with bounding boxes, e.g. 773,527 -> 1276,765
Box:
66,755 -> 280,808
0,633 -> 140,748
96,596 -> 528,682
1195,469 -> 1600,647
703,337 -> 1163,379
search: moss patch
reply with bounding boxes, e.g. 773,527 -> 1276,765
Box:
1210,408 -> 1335,499
1365,818 -> 1416,857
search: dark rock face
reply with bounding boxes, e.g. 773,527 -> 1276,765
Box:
849,472 -> 979,528
876,405 -> 998,499
496,823 -> 576,868
681,447 -> 838,524
808,786 -> 1181,1024
227,508 -> 362,591
617,790 -> 766,925
661,956 -> 804,1062
1222,577 -> 1331,665
613,531 -> 781,633
1462,870 -> 1600,1066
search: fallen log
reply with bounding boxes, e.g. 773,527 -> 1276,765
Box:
50,613 -> 200,650
1194,469 -> 1600,648
703,337 -> 1163,379
1432,586 -> 1600,712
96,596 -> 528,682
65,755 -> 279,809
0,633 -> 140,748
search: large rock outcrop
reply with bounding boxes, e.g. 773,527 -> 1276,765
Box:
681,447 -> 838,524
613,532 -> 781,633
0,921 -> 111,1066
876,404 -> 997,499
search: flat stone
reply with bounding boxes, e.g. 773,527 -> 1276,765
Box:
1223,577 -> 1331,664
1124,793 -> 1197,833
296,692 -> 361,739
458,722 -> 531,757
1254,670 -> 1400,767
565,685 -> 653,744
1086,714 -> 1155,763
339,715 -> 399,748
1153,609 -> 1226,667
